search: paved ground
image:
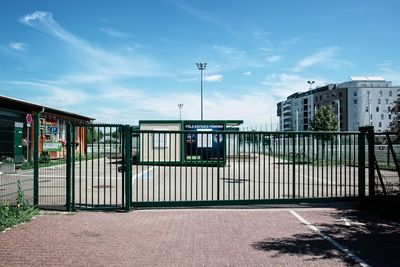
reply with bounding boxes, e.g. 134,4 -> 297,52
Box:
1,203 -> 399,266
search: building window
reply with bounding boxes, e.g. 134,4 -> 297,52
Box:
381,114 -> 384,120
389,114 -> 392,120
339,92 -> 343,97
354,92 -> 357,97
379,122 -> 382,128
388,106 -> 391,112
389,91 -> 393,97
379,91 -> 383,97
386,99 -> 389,104
354,99 -> 357,104
378,99 -> 381,104
371,114 -> 373,120
376,107 -> 379,112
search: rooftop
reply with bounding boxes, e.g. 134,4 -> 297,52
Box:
349,76 -> 385,81
0,95 -> 94,121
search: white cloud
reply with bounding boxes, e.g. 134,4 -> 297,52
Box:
267,55 -> 282,63
101,27 -> 131,38
213,45 -> 246,58
281,37 -> 300,46
175,77 -> 197,82
204,74 -> 223,82
20,11 -> 50,25
291,46 -> 352,72
378,62 -> 400,85
243,71 -> 252,76
262,73 -> 329,99
123,43 -> 142,52
7,80 -> 90,108
19,11 -> 162,80
93,88 -> 279,126
9,42 -> 28,51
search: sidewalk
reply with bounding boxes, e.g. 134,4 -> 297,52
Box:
0,204 -> 399,266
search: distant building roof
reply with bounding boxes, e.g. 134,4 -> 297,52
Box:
0,95 -> 94,121
349,76 -> 385,81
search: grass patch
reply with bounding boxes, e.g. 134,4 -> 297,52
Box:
0,181 -> 39,232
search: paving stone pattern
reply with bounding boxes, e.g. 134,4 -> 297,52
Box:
0,208 -> 362,266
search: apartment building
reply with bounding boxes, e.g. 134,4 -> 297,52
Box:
277,76 -> 399,132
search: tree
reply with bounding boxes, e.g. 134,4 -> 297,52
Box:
310,105 -> 338,132
86,127 -> 104,144
309,105 -> 338,154
389,99 -> 400,142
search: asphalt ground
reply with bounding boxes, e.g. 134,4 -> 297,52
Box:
1,203 -> 399,266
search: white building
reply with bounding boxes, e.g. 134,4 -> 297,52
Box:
339,76 -> 398,132
277,76 -> 399,132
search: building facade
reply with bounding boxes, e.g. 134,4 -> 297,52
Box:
0,95 -> 93,163
277,76 -> 400,132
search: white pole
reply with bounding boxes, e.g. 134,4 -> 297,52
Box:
26,125 -> 30,162
368,91 -> 371,126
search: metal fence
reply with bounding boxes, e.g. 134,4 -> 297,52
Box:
1,122 -> 398,210
129,130 -> 366,207
0,118 -> 34,205
70,124 -> 126,210
373,132 -> 400,196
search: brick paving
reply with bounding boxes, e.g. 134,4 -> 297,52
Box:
0,206 -> 397,266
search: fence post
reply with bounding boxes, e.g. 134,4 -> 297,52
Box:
66,123 -> 72,211
358,127 -> 366,198
366,126 -> 375,197
33,112 -> 39,206
292,133 -> 296,198
124,125 -> 132,211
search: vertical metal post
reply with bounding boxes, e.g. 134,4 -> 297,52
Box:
367,127 -> 375,198
33,113 -> 39,206
66,123 -> 72,211
201,68 -> 203,121
124,125 -> 132,211
358,127 -> 366,198
292,133 -> 296,198
196,62 -> 206,121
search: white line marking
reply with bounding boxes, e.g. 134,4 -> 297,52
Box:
290,210 -> 370,267
132,167 -> 154,180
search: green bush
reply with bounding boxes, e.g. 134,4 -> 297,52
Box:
0,181 -> 39,231
39,151 -> 51,163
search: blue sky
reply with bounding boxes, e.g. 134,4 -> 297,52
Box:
1,0 -> 399,127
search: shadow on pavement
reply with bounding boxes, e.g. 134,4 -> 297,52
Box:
251,199 -> 400,267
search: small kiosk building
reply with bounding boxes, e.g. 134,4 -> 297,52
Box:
138,120 -> 243,165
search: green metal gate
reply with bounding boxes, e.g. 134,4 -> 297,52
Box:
129,128 -> 369,208
67,124 -> 130,210
62,125 -> 376,210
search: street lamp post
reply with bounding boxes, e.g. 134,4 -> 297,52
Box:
177,104 -> 184,120
308,80 -> 316,119
307,80 -> 315,90
196,62 -> 207,120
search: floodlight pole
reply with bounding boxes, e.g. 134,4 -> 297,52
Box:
307,80 -> 315,90
177,104 -> 184,120
196,62 -> 207,120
